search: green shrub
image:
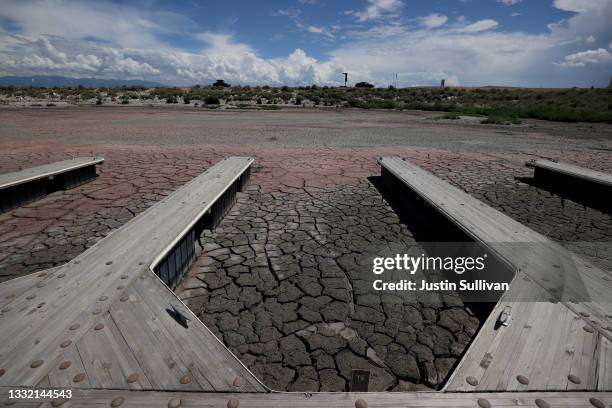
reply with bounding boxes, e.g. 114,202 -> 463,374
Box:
205,96 -> 220,105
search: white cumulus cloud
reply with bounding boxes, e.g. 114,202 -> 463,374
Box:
417,13 -> 448,29
457,19 -> 499,33
347,0 -> 404,22
557,48 -> 612,66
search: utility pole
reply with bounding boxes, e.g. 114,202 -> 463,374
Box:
343,73 -> 348,87
395,73 -> 398,88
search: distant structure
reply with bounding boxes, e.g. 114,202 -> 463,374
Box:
608,76 -> 612,89
212,80 -> 230,88
441,79 -> 446,88
343,73 -> 348,87
355,82 -> 374,88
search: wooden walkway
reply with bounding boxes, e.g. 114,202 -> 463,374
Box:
0,156 -> 610,406
0,157 -> 104,213
379,157 -> 612,393
0,157 -> 264,393
526,158 -> 612,188
1,388 -> 610,407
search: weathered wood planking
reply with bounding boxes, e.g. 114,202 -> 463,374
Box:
526,158 -> 612,188
0,268 -> 60,307
0,157 -> 104,213
0,157 -> 264,392
0,157 -> 104,190
445,274 -> 605,391
378,157 -> 612,392
0,387 -> 610,407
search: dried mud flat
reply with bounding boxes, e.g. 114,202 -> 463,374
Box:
0,107 -> 610,391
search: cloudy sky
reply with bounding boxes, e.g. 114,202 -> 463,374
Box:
0,0 -> 611,87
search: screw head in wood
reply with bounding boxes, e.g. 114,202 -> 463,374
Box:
73,373 -> 86,383
120,295 -> 129,302
477,398 -> 491,408
354,399 -> 367,408
110,397 -> 125,407
26,294 -> 36,300
93,309 -> 102,315
106,261 -> 113,265
36,282 -> 46,288
99,296 -> 108,301
1,307 -> 11,313
59,361 -> 72,370
579,311 -> 590,317
57,273 -> 66,278
126,373 -> 140,383
30,360 -> 43,368
567,374 -> 581,384
179,375 -> 191,384
69,323 -> 80,330
583,325 -> 594,333
120,274 -> 128,279
168,399 -> 182,408
534,399 -> 550,408
589,397 -> 605,408
60,340 -> 72,348
94,323 -> 105,331
0,368 -> 5,376
233,377 -> 242,387
227,399 -> 239,408
516,374 -> 529,385
51,399 -> 67,407
466,376 -> 478,386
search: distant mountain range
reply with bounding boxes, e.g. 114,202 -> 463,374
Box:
0,76 -> 165,88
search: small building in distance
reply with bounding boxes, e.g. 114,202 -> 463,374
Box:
355,82 -> 374,88
212,79 -> 231,88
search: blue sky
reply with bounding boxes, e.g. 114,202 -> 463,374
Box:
0,0 -> 611,87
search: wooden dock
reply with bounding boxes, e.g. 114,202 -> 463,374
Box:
0,156 -> 610,406
525,159 -> 612,212
379,157 -> 612,393
0,388 -> 610,407
526,158 -> 612,188
0,157 -> 104,213
0,157 -> 264,396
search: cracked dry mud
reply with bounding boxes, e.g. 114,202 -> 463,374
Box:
0,109 -> 610,392
179,182 -> 480,392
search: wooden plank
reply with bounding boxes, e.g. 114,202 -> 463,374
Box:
0,157 -> 104,190
0,157 -> 254,389
75,316 -> 152,390
47,343 -> 92,389
132,271 -> 265,392
378,158 -> 611,392
379,157 -> 612,336
108,286 -> 203,391
599,337 -> 612,390
526,159 -> 612,187
0,268 -> 59,308
1,388 -> 610,408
